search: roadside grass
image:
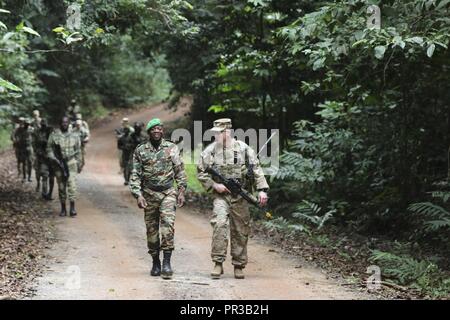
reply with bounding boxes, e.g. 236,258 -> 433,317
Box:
0,126 -> 12,151
184,151 -> 205,194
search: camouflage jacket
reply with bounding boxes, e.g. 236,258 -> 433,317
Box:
197,139 -> 269,192
32,127 -> 52,160
115,126 -> 134,139
129,139 -> 187,198
15,127 -> 34,150
31,117 -> 41,130
117,132 -> 135,154
73,126 -> 90,146
130,131 -> 147,150
46,129 -> 81,164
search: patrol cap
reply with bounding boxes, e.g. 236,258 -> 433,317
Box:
75,119 -> 82,126
146,118 -> 162,131
18,117 -> 25,122
33,110 -> 40,116
76,113 -> 82,120
122,117 -> 129,123
210,118 -> 232,132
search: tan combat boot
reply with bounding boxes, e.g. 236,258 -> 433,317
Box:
234,266 -> 245,279
211,262 -> 223,279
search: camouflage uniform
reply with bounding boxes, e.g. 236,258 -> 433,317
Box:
11,121 -> 22,175
46,129 -> 82,202
129,138 -> 187,256
126,126 -> 147,183
15,123 -> 34,181
118,130 -> 136,184
197,122 -> 269,269
73,123 -> 90,170
32,125 -> 54,196
115,118 -> 134,172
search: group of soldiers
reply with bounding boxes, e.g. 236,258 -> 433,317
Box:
129,117 -> 269,280
13,110 -> 270,280
10,100 -> 90,217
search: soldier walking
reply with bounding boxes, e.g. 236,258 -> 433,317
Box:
11,117 -> 24,176
73,119 -> 90,171
197,118 -> 269,279
129,118 -> 187,279
15,119 -> 34,183
115,117 -> 134,174
47,117 -> 82,217
117,126 -> 135,185
32,119 -> 55,200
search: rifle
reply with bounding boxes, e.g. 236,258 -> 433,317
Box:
54,144 -> 69,182
205,166 -> 263,209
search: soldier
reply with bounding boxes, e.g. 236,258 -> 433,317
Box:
31,110 -> 42,130
15,119 -> 34,183
115,118 -> 134,173
66,99 -> 80,123
32,119 -> 55,200
125,122 -> 147,182
197,118 -> 269,279
11,117 -> 25,176
75,113 -> 90,134
31,110 -> 43,190
117,126 -> 134,185
73,119 -> 90,171
47,117 -> 82,217
129,118 -> 187,279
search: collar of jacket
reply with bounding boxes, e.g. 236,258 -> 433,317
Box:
145,138 -> 169,151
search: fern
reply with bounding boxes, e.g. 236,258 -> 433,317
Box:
262,217 -> 309,236
408,201 -> 450,232
292,200 -> 335,229
369,250 -> 450,297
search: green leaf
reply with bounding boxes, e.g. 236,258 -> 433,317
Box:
374,45 -> 386,59
0,77 -> 22,92
406,37 -> 424,45
52,26 -> 65,33
427,43 -> 436,58
66,32 -> 83,44
0,9 -> 11,14
436,0 -> 450,10
0,21 -> 7,30
248,0 -> 269,7
208,105 -> 226,113
22,26 -> 40,37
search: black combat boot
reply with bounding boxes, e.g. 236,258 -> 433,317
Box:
41,179 -> 48,199
150,252 -> 161,277
161,250 -> 173,279
35,177 -> 40,193
60,201 -> 67,217
46,177 -> 54,200
69,201 -> 77,217
27,165 -> 32,182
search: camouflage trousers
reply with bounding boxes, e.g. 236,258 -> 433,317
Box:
143,187 -> 177,256
54,158 -> 78,202
34,156 -> 48,179
80,145 -> 86,170
211,195 -> 250,267
17,147 -> 33,179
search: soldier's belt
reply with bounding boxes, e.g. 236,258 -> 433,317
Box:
143,181 -> 174,192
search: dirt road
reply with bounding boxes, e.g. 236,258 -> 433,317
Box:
31,103 -> 370,300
